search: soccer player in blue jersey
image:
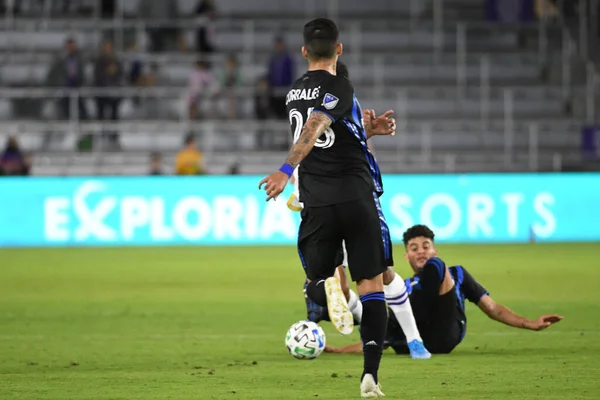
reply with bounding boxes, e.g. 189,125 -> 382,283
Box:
325,225 -> 563,355
287,60 -> 430,361
259,19 -> 398,396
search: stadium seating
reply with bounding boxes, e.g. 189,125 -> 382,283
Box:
0,0 -> 593,174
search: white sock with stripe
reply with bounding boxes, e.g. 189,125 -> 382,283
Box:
347,289 -> 363,324
384,272 -> 422,342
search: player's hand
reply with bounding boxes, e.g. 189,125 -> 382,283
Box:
258,171 -> 289,202
529,314 -> 563,331
363,109 -> 396,137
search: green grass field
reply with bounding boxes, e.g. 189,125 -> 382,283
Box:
1,244 -> 600,399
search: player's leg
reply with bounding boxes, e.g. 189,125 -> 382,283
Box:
356,275 -> 386,398
375,195 -> 430,359
382,267 -> 429,358
303,278 -> 328,323
413,263 -> 464,354
335,242 -> 363,324
337,199 -> 388,397
298,206 -> 353,335
413,293 -> 464,355
312,247 -> 361,326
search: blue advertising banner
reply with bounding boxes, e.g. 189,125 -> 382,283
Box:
0,173 -> 598,247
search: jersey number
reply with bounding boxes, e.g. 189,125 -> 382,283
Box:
289,108 -> 335,149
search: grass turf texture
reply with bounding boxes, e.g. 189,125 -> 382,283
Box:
1,244 -> 599,399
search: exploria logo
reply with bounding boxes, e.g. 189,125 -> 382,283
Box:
73,181 -> 118,240
43,179 -> 300,244
44,181 -> 118,242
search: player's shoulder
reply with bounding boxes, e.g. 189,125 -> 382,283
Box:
448,265 -> 464,274
322,73 -> 354,91
449,265 -> 473,283
449,265 -> 460,272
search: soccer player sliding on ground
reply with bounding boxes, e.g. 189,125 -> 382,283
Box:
287,60 -> 430,360
325,225 -> 564,355
260,18 -> 394,398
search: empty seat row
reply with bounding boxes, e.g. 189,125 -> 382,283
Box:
0,120 -> 581,155
0,28 -> 524,53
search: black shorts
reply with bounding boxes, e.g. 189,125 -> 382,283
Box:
385,291 -> 466,354
334,210 -> 394,268
298,193 -> 388,282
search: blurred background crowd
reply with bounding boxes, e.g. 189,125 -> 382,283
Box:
0,0 -> 599,176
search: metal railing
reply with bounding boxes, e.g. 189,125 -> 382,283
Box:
0,120 -> 568,174
0,85 -> 589,123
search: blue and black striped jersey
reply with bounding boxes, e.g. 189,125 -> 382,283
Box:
286,69 -> 382,207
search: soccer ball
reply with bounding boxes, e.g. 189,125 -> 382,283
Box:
285,320 -> 326,359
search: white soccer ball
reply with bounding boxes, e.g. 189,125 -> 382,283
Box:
285,320 -> 326,359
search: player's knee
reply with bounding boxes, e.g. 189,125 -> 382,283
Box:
356,273 -> 384,295
382,267 -> 395,285
422,258 -> 453,294
422,257 -> 450,286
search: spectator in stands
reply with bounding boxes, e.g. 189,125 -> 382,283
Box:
125,42 -> 144,106
126,43 -> 144,86
188,60 -> 216,120
46,37 -> 89,121
486,0 -> 535,22
175,134 -> 205,175
535,0 -> 559,19
149,152 -> 163,175
0,136 -> 30,176
267,36 -> 294,119
195,0 -> 217,53
217,54 -> 242,119
94,39 -> 122,146
228,163 -> 240,175
138,0 -> 179,53
94,39 -> 122,120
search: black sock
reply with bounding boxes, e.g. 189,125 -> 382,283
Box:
306,279 -> 327,307
359,292 -> 387,383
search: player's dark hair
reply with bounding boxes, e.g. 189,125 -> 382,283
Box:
402,225 -> 435,246
336,60 -> 349,79
303,18 -> 339,60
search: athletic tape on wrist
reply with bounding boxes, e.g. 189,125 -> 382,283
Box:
279,164 -> 294,177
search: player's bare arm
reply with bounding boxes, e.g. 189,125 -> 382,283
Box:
325,342 -> 363,354
259,112 -> 332,202
363,109 -> 396,139
477,295 -> 563,331
286,112 -> 332,167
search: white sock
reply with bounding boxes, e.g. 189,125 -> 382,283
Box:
384,272 -> 422,342
347,289 -> 363,324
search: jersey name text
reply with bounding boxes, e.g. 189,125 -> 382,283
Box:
286,87 -> 320,105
